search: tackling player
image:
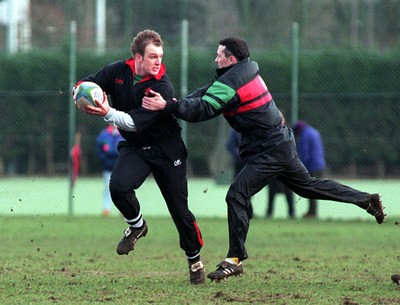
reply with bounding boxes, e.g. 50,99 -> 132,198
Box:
142,36 -> 386,282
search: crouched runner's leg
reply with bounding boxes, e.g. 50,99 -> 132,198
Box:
109,142 -> 151,255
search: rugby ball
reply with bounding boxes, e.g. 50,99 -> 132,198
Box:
73,81 -> 104,108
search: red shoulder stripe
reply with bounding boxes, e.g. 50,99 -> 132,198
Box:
234,75 -> 272,113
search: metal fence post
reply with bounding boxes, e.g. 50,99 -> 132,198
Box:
68,21 -> 77,215
291,22 -> 299,125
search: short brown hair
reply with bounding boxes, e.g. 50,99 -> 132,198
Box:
130,29 -> 163,56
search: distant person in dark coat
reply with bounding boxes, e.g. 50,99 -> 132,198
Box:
228,128 -> 295,218
227,128 -> 245,176
293,121 -> 326,218
265,113 -> 294,219
266,178 -> 295,218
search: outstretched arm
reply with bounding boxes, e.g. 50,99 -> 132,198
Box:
82,94 -> 137,132
142,89 -> 221,122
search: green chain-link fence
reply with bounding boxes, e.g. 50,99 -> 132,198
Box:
1,0 -> 399,216
1,48 -> 399,179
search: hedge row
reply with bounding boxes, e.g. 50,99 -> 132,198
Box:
1,48 -> 399,176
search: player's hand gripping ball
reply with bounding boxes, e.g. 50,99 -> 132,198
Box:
73,81 -> 104,108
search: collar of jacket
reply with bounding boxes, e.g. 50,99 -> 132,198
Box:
125,58 -> 166,82
215,58 -> 250,77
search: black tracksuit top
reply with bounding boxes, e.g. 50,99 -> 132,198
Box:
164,59 -> 296,164
82,58 -> 181,147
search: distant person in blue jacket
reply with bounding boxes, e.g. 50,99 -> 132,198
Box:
293,121 -> 326,218
96,125 -> 123,216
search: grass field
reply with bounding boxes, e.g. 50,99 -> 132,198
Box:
1,215 -> 399,304
1,176 -> 400,304
1,176 -> 400,220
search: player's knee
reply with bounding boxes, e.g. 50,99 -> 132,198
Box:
109,185 -> 135,202
226,186 -> 243,205
109,184 -> 122,198
226,187 -> 253,218
109,174 -> 130,193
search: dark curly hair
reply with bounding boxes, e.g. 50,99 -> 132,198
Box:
219,37 -> 250,61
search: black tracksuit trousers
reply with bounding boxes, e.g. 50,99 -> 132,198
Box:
109,137 -> 203,255
226,155 -> 371,261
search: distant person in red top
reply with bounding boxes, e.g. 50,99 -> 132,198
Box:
70,132 -> 81,187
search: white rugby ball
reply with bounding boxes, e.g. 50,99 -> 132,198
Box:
73,81 -> 104,108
